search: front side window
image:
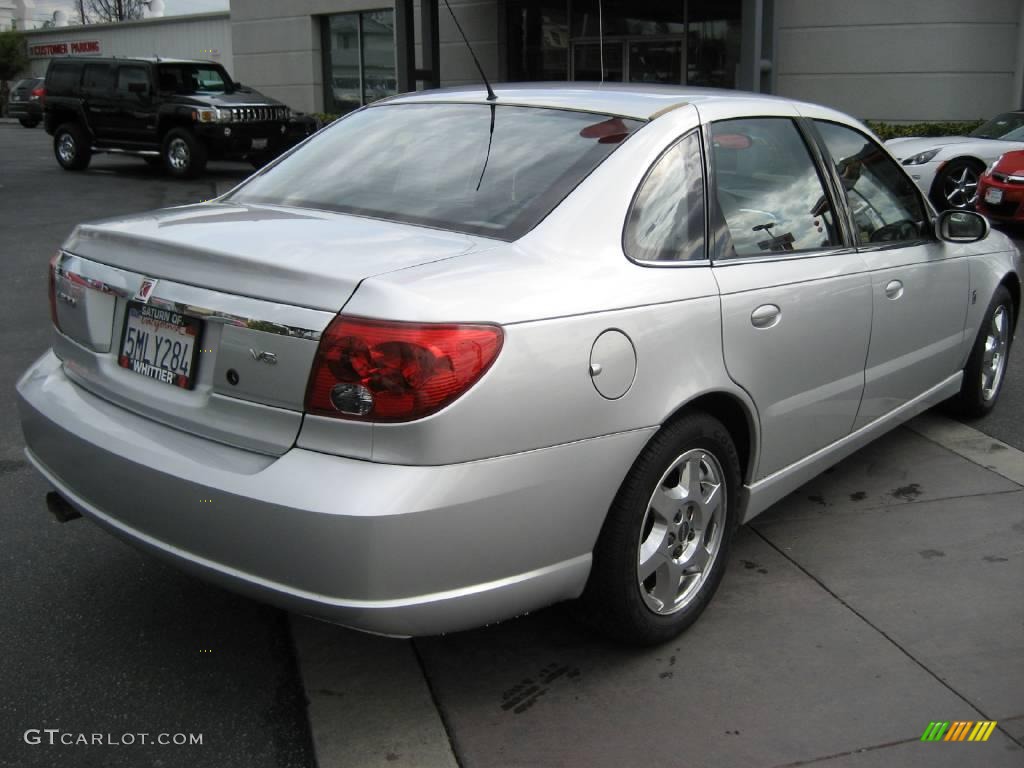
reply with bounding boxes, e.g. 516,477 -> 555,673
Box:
230,103 -> 641,241
157,64 -> 231,94
711,117 -> 841,258
624,131 -> 705,262
814,121 -> 929,245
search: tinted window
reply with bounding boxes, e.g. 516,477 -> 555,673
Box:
117,66 -> 150,93
711,118 -> 840,258
814,121 -> 928,245
230,103 -> 642,241
625,131 -> 705,261
970,112 -> 1024,139
82,63 -> 112,91
46,63 -> 80,95
157,63 -> 231,94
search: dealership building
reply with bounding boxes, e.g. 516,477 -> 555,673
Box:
15,0 -> 1024,122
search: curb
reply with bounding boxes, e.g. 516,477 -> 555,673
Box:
907,413 -> 1024,487
290,616 -> 458,768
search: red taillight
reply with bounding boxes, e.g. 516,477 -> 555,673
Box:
48,252 -> 60,330
31,85 -> 45,102
305,316 -> 503,422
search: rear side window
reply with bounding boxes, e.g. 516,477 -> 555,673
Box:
813,120 -> 929,245
624,131 -> 705,262
82,64 -> 112,92
46,63 -> 81,96
711,117 -> 841,258
230,103 -> 642,241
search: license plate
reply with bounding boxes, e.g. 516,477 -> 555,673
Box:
985,187 -> 1003,205
118,302 -> 202,390
252,138 -> 268,150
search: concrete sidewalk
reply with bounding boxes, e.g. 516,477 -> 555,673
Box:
292,415 -> 1024,768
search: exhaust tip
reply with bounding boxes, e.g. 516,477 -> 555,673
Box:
46,491 -> 82,523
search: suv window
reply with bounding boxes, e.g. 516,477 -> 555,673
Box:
47,62 -> 81,95
813,121 -> 929,245
624,131 -> 705,262
82,63 -> 112,92
157,63 -> 232,94
711,117 -> 841,258
117,66 -> 150,94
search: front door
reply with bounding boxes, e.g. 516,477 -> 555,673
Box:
706,111 -> 873,479
809,120 -> 970,429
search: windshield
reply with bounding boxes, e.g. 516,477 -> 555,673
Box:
228,103 -> 642,240
969,112 -> 1024,139
157,63 -> 233,94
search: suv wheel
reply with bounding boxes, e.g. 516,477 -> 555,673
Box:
54,123 -> 92,171
162,128 -> 207,179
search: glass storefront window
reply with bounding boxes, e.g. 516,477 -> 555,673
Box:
323,10 -> 396,116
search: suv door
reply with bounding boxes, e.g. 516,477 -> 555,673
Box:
80,62 -> 115,139
705,110 -> 872,478
113,64 -> 157,143
809,119 -> 969,429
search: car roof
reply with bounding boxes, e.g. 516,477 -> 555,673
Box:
51,57 -> 219,66
381,82 -> 800,121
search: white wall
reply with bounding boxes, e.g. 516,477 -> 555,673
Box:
773,0 -> 1022,122
22,12 -> 232,78
230,0 -> 498,113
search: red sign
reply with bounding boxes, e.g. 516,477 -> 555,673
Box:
29,40 -> 101,58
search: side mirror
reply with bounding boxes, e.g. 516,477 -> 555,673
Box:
936,209 -> 989,243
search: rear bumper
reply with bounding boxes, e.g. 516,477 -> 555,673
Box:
7,101 -> 41,120
18,350 -> 650,636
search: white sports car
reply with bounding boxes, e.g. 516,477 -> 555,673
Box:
886,111 -> 1024,210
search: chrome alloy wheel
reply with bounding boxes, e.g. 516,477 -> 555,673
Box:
637,449 -> 726,615
167,137 -> 190,171
944,166 -> 979,209
58,132 -> 76,164
981,305 -> 1010,402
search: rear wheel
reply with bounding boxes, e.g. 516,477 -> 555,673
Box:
582,412 -> 740,645
53,122 -> 91,171
954,285 -> 1014,417
162,128 -> 207,179
932,158 -> 984,210
19,117 -> 39,128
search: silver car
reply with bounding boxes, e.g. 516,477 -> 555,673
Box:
18,85 -> 1020,645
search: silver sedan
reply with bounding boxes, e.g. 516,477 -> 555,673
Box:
18,85 -> 1020,644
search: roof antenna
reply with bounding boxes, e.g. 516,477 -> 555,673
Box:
598,0 -> 605,83
443,0 -> 496,101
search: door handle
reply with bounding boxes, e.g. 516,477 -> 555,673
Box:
750,304 -> 781,329
885,280 -> 904,300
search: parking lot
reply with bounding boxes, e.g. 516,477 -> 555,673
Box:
1,121 -> 1022,768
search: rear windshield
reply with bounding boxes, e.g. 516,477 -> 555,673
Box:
229,103 -> 642,240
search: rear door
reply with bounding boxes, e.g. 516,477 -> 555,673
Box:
113,64 -> 157,142
80,62 -> 116,139
808,119 -> 969,429
704,104 -> 873,479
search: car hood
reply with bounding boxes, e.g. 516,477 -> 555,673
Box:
62,202 -> 499,311
886,135 -> 1024,161
170,90 -> 286,109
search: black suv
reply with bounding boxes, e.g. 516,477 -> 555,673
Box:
44,57 -> 305,178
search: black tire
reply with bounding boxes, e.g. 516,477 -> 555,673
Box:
953,285 -> 1014,418
19,117 -> 39,128
581,412 -> 741,646
162,127 -> 207,179
53,122 -> 92,171
931,158 -> 984,211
